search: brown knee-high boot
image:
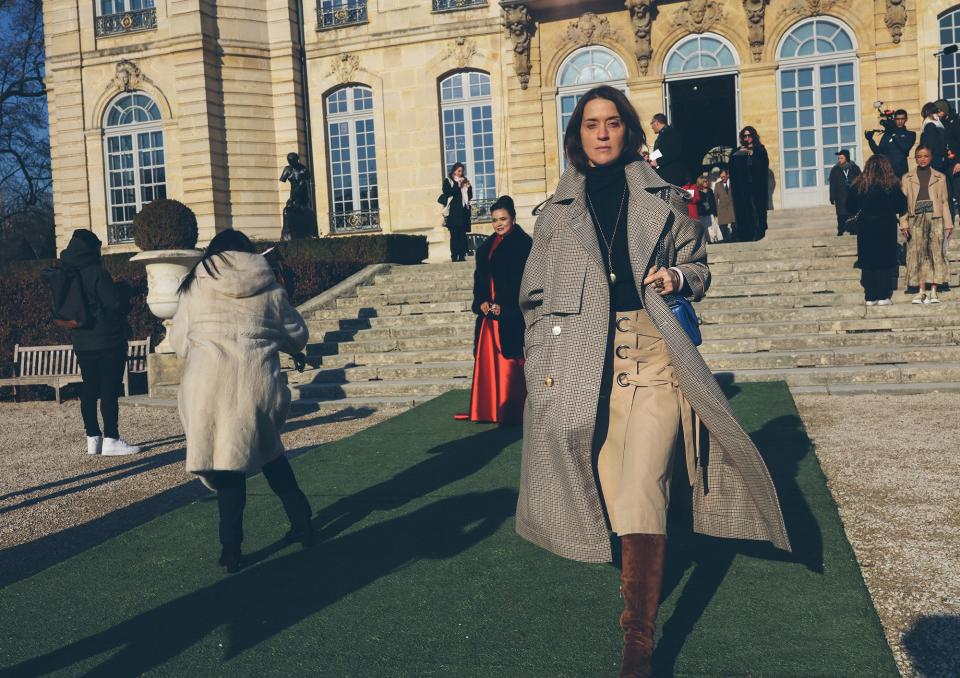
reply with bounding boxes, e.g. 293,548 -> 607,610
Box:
619,533 -> 666,678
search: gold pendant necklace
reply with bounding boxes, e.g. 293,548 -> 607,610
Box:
586,184 -> 628,285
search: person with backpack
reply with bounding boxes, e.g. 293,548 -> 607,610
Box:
57,229 -> 140,456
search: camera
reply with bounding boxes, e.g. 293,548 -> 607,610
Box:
868,101 -> 896,134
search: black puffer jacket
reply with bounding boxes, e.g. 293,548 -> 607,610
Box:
59,229 -> 131,351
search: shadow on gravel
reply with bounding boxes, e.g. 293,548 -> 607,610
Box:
903,614 -> 960,678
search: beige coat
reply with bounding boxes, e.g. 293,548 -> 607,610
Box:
516,160 -> 790,564
900,168 -> 953,227
170,252 -> 308,475
714,179 -> 736,225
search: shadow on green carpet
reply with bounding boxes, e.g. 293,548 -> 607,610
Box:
0,382 -> 897,677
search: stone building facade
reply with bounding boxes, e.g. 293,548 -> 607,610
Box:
42,0 -> 960,256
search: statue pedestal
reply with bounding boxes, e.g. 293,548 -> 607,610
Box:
148,352 -> 184,399
282,204 -> 318,239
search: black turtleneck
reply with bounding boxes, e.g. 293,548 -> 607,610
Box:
585,159 -> 642,311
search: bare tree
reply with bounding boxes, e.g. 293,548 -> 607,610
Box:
0,0 -> 52,252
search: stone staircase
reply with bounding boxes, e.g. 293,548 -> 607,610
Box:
283,205 -> 960,409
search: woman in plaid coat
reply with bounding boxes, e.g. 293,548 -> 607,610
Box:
515,87 -> 790,678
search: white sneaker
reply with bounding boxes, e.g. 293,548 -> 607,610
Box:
926,289 -> 940,304
86,436 -> 102,455
865,300 -> 878,306
912,293 -> 925,304
877,299 -> 893,306
102,437 -> 141,456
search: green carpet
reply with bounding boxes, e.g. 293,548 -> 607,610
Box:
0,382 -> 896,677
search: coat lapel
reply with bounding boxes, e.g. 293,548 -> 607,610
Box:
550,166 -> 606,272
624,161 -> 673,284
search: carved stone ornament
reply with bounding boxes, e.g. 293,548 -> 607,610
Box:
113,60 -> 143,92
446,36 -> 479,69
502,4 -> 535,90
885,0 -> 907,44
672,0 -> 723,35
564,12 -> 618,47
625,0 -> 656,76
743,0 -> 768,63
328,53 -> 361,83
781,0 -> 839,18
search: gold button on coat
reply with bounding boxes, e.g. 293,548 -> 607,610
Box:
544,377 -> 554,387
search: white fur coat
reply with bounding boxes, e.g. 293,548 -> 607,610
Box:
170,251 -> 308,475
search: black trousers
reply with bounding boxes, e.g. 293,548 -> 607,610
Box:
836,213 -> 849,234
861,267 -> 896,302
202,455 -> 306,548
75,344 -> 127,439
449,226 -> 468,260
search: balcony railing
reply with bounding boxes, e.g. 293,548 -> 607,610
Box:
330,209 -> 381,234
433,0 -> 486,11
317,1 -> 367,30
95,8 -> 157,37
108,222 -> 135,245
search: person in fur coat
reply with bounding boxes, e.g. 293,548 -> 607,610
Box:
170,229 -> 312,573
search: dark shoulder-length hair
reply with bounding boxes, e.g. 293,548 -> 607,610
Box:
178,229 -> 256,295
447,162 -> 466,181
852,154 -> 899,193
563,85 -> 646,172
739,125 -> 762,147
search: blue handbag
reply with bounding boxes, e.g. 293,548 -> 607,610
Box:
655,238 -> 702,346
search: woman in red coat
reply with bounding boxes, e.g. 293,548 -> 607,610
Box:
456,195 -> 533,425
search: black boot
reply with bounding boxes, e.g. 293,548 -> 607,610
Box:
279,489 -> 314,548
216,477 -> 246,573
263,456 -> 314,548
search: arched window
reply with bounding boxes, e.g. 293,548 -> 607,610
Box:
778,18 -> 854,59
439,71 -> 496,221
103,92 -> 166,244
556,46 -> 628,169
940,8 -> 960,113
665,35 -> 737,74
777,19 -> 858,207
325,85 -> 380,233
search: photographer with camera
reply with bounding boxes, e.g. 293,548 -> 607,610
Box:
865,106 -> 915,177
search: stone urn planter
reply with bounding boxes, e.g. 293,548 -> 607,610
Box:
129,198 -> 201,355
129,249 -> 202,353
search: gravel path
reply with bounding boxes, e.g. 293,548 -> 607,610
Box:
795,393 -> 960,678
0,400 -> 393,582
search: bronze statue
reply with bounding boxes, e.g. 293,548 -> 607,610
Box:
279,152 -> 317,239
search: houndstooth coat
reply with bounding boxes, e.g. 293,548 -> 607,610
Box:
515,159 -> 791,563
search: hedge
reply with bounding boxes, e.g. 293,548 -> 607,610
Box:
0,233 -> 427,400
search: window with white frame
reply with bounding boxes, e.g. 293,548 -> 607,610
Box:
325,85 -> 381,233
556,47 -> 628,170
777,18 -> 858,207
103,92 -> 166,244
940,8 -> 960,113
440,71 -> 496,222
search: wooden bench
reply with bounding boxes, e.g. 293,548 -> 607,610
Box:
0,338 -> 151,403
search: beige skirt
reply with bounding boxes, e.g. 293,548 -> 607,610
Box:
597,310 -> 698,536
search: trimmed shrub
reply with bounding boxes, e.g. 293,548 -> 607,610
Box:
0,233 -> 427,398
132,199 -> 199,251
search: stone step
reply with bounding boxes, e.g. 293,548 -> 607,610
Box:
357,278 -> 474,296
306,309 -> 472,330
790,381 -> 960,396
698,301 -> 959,325
303,359 -> 474,384
320,346 -> 474,368
312,333 -> 474,358
720,361 -> 960,387
337,289 -> 474,308
702,312 -> 960,338
697,328 -> 960,354
702,344 -> 960,370
310,300 -> 471,320
292,375 -> 472,399
291,394 -> 436,410
309,320 -> 476,344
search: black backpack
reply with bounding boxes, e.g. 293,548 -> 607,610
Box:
41,266 -> 93,330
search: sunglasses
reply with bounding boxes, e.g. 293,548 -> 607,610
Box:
741,133 -> 753,138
